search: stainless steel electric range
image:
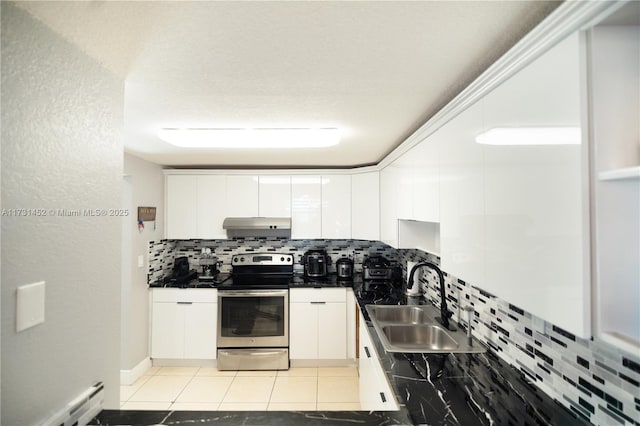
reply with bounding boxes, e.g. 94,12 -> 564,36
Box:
216,252 -> 293,370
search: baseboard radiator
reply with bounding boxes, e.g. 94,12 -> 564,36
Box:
41,382 -> 104,426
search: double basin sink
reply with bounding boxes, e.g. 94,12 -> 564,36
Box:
365,305 -> 486,354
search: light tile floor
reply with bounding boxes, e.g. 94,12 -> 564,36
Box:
121,366 -> 361,411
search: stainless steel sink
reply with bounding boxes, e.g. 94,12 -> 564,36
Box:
368,305 -> 431,324
365,304 -> 486,354
382,324 -> 459,351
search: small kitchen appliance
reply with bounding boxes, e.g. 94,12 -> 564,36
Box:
363,255 -> 394,281
336,257 -> 354,280
198,248 -> 220,281
362,255 -> 401,292
164,256 -> 197,287
302,249 -> 330,278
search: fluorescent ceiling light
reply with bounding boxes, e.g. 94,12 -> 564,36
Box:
475,127 -> 581,145
158,128 -> 340,148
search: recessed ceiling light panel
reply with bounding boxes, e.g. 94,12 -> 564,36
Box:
475,127 -> 581,145
158,128 -> 341,149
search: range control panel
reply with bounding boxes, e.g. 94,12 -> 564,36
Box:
231,253 -> 294,267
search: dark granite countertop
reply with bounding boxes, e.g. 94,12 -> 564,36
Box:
148,273 -> 357,289
351,282 -> 588,426
101,278 -> 586,425
290,273 -> 357,288
148,274 -> 230,289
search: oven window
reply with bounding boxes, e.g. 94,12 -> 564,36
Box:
220,296 -> 285,338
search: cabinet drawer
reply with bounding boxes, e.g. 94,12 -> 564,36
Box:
289,287 -> 346,303
152,288 -> 217,303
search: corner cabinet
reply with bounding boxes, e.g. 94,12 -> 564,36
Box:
321,175 -> 351,239
289,288 -> 347,362
150,289 -> 217,360
351,172 -> 380,240
379,165 -> 401,247
358,308 -> 398,410
291,175 -> 322,239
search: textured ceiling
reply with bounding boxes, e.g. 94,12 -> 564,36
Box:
17,1 -> 560,168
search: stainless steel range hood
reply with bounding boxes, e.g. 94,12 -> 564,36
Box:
222,217 -> 292,238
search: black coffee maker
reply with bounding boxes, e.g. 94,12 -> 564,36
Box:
164,256 -> 197,287
302,250 -> 330,278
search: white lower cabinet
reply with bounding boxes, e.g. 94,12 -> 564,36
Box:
359,309 -> 398,410
289,288 -> 347,360
151,289 -> 217,360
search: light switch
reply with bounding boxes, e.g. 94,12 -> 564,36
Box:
16,281 -> 45,332
138,255 -> 144,268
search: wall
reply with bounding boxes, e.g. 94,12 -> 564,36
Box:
121,154 -> 164,375
399,248 -> 640,426
1,3 -> 123,424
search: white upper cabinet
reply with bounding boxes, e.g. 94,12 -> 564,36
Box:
321,175 -> 351,239
380,165 -> 400,247
197,175 -> 227,239
394,154 -> 414,220
379,133 -> 440,247
351,172 -> 380,241
481,33 -> 588,337
166,172 -> 373,240
166,175 -> 198,239
225,175 -> 259,217
167,174 -> 227,239
439,102 -> 486,288
412,137 -> 440,223
291,175 -> 322,239
259,175 -> 291,217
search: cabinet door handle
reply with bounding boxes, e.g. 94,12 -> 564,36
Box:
177,301 -> 193,305
364,346 -> 371,358
380,392 -> 387,403
310,301 -> 326,304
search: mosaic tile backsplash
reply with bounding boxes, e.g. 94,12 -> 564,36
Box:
398,248 -> 640,426
148,239 -> 639,425
148,238 -> 398,283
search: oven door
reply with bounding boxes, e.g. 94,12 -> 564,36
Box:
217,289 -> 288,348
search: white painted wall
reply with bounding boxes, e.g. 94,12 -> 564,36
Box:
122,153 -> 164,371
1,3 -> 123,424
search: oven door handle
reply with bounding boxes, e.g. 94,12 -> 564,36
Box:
218,290 -> 288,298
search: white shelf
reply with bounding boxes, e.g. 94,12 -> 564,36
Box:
598,166 -> 640,181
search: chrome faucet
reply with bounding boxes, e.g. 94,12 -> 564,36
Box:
406,262 -> 453,330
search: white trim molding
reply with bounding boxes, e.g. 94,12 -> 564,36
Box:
376,0 -> 627,169
120,357 -> 152,386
